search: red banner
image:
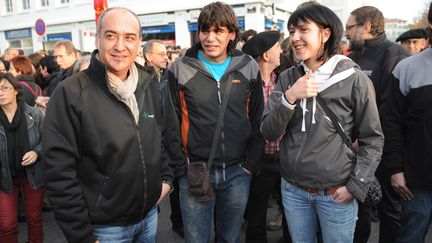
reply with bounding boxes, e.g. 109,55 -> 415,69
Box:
94,0 -> 108,26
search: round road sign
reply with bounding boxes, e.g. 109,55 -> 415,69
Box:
35,19 -> 46,36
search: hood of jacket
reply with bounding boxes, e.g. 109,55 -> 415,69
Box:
297,55 -> 359,131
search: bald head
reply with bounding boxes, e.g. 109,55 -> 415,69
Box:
4,47 -> 19,61
96,7 -> 142,80
97,7 -> 141,36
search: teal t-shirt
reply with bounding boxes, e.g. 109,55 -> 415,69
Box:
198,50 -> 231,81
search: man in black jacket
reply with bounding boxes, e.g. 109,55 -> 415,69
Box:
345,6 -> 410,243
164,2 -> 264,242
43,7 -> 173,243
47,41 -> 77,96
383,4 -> 432,242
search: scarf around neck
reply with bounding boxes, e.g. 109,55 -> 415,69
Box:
106,63 -> 140,124
0,101 -> 30,178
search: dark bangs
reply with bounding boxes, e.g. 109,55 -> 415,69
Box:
0,72 -> 23,101
288,4 -> 343,61
197,2 -> 240,54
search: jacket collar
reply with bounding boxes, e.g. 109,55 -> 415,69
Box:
86,49 -> 152,93
182,43 -> 250,78
364,32 -> 387,48
184,42 -> 243,59
0,104 -> 34,135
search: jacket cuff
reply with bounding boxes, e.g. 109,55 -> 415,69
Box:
81,233 -> 98,243
242,161 -> 261,175
173,164 -> 187,178
281,95 -> 296,110
381,155 -> 404,176
346,178 -> 367,203
389,168 -> 404,176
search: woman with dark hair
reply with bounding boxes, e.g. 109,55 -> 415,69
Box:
0,73 -> 44,243
261,4 -> 383,243
0,59 -> 7,73
9,55 -> 42,106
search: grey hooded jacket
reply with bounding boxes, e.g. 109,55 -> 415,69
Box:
261,55 -> 383,202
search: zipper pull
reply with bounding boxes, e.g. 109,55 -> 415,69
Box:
217,82 -> 222,104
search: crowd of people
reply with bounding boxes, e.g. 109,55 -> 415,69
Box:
0,1 -> 431,243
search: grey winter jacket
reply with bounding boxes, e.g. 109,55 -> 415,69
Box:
0,104 -> 44,193
261,56 -> 383,202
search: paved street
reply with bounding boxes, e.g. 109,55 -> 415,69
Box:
18,198 -> 432,243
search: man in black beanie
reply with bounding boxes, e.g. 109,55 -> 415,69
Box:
243,31 -> 291,243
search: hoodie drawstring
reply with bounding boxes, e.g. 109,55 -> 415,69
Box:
301,98 -> 307,132
312,96 -> 317,125
300,96 -> 317,132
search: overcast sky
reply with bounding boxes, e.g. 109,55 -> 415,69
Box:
279,0 -> 430,23
364,0 -> 430,22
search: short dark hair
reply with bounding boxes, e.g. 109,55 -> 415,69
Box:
39,55 -> 60,74
429,1 -> 432,25
197,2 -> 239,55
240,29 -> 257,42
0,57 -> 9,71
350,6 -> 384,36
288,4 -> 343,62
0,72 -> 23,101
280,37 -> 291,53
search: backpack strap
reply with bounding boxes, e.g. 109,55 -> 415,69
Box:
20,81 -> 38,97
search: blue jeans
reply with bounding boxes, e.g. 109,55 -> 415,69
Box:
179,163 -> 252,243
93,206 -> 158,243
281,179 -> 358,243
396,188 -> 432,243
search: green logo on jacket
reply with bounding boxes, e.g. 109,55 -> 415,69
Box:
143,112 -> 155,119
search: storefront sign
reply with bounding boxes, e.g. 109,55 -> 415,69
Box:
5,28 -> 32,40
142,24 -> 175,34
47,32 -> 72,42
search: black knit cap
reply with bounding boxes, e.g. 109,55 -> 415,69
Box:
395,28 -> 428,42
242,31 -> 281,58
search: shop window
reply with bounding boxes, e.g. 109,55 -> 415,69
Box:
5,0 -> 13,12
41,0 -> 49,7
23,0 -> 30,10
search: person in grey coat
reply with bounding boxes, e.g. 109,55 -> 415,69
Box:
261,4 -> 383,243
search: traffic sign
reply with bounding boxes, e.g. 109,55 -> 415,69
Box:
35,19 -> 46,36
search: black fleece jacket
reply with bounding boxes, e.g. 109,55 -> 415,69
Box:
43,51 -> 173,243
349,32 -> 409,111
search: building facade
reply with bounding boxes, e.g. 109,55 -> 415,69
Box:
384,18 -> 410,42
0,0 -> 290,54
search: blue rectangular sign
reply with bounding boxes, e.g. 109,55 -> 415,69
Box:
5,28 -> 32,40
47,32 -> 72,42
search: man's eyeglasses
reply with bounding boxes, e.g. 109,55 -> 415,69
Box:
0,86 -> 14,92
345,24 -> 362,31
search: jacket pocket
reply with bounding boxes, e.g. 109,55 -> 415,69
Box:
94,176 -> 110,210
